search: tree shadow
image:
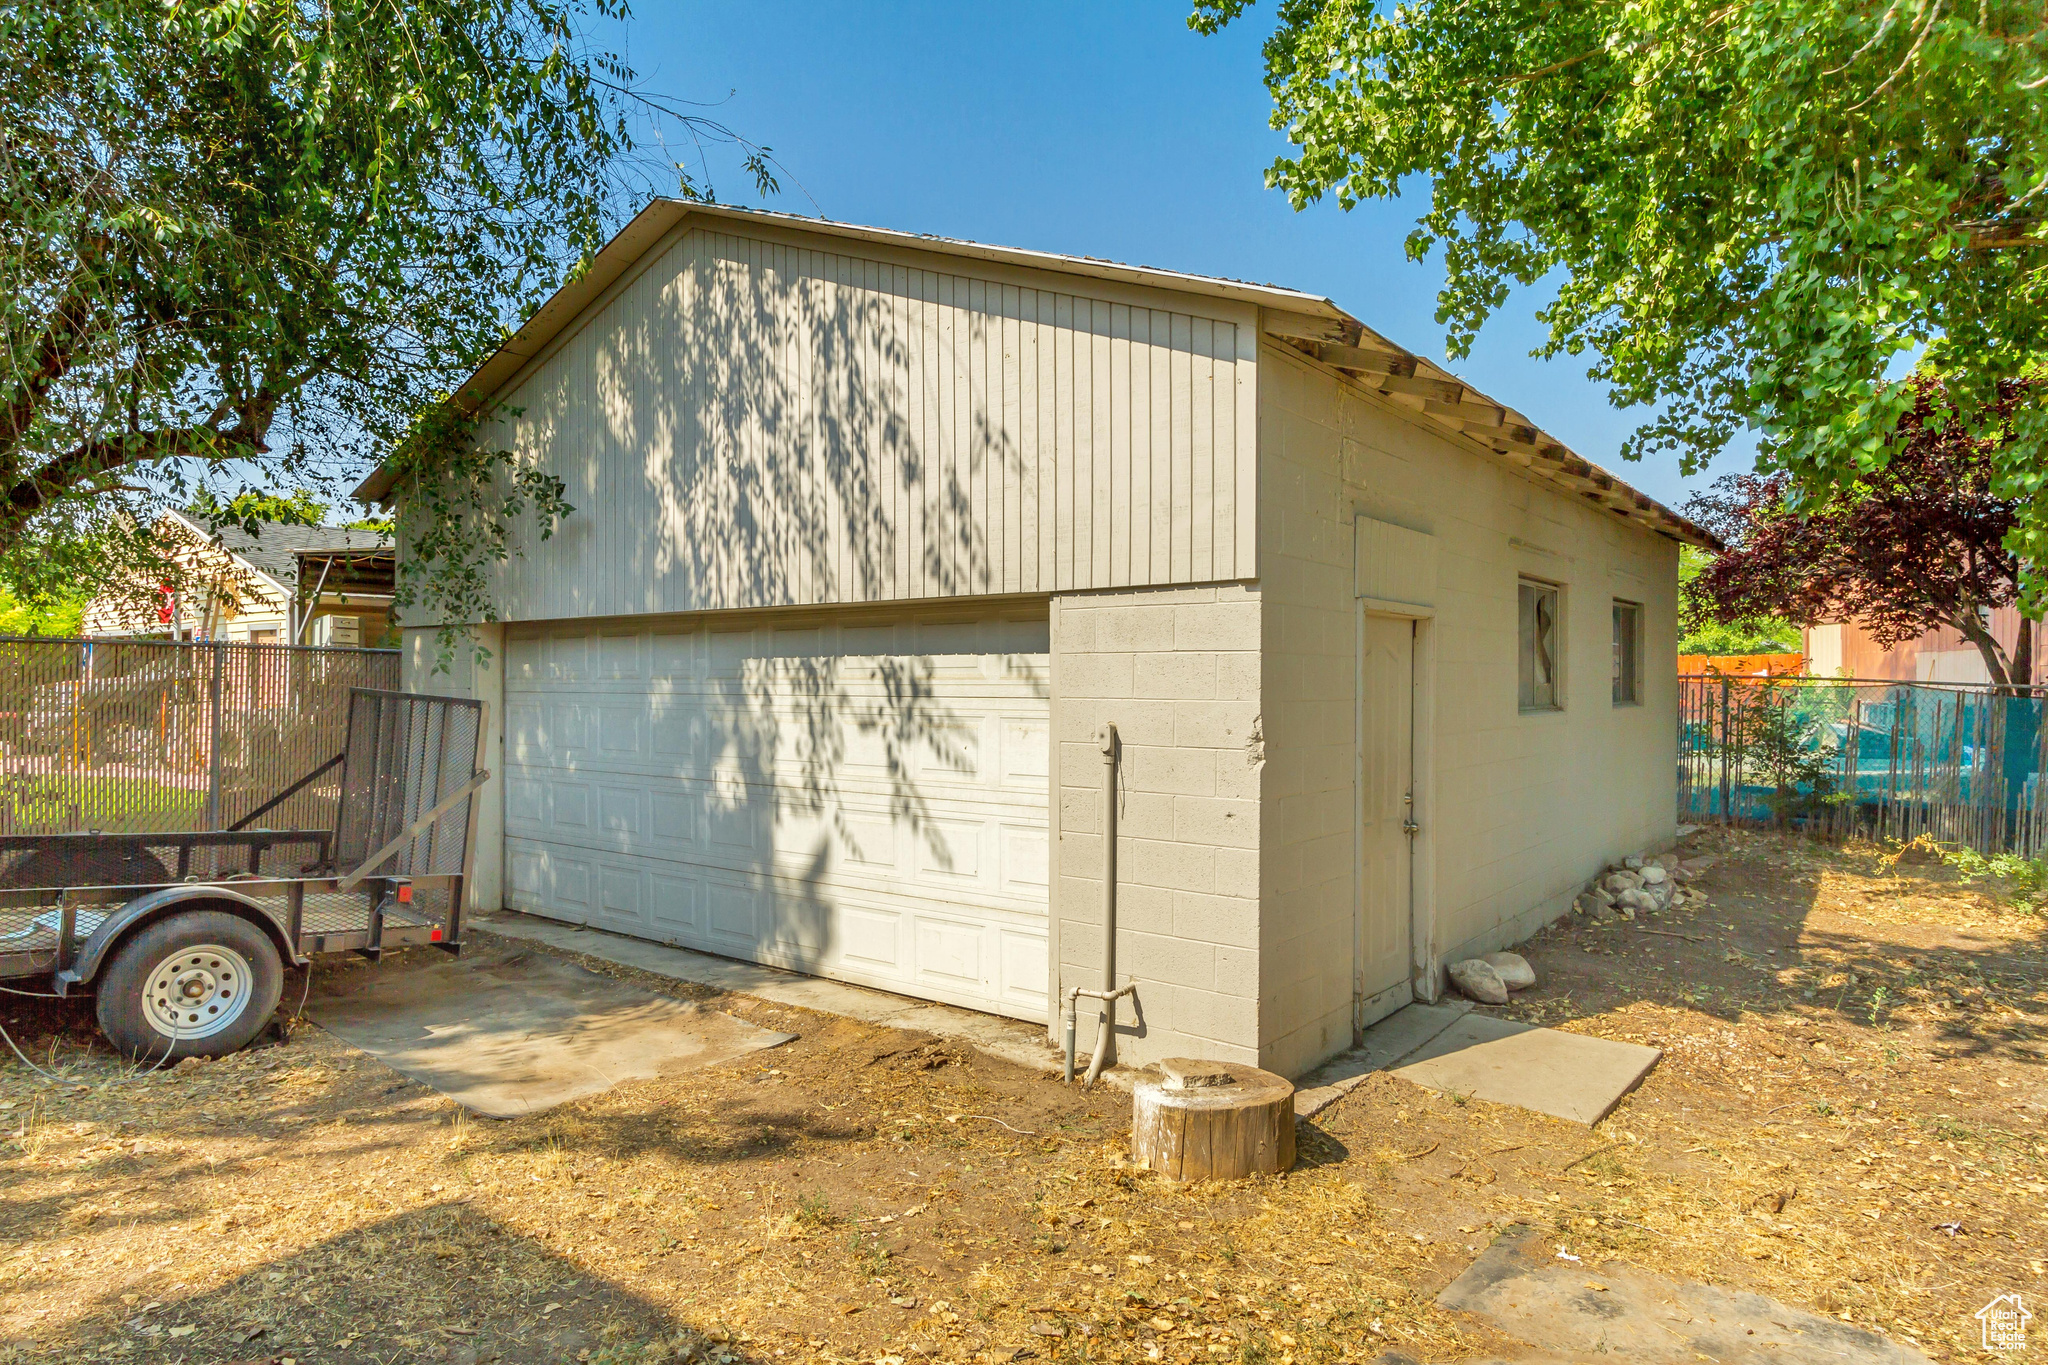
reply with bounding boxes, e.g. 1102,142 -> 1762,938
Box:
29,1203 -> 762,1364
1501,830 -> 2047,1063
491,227 -> 1075,1020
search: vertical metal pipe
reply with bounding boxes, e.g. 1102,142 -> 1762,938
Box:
1097,722 -> 1120,1069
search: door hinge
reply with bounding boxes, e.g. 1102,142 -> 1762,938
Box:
1403,791 -> 1419,837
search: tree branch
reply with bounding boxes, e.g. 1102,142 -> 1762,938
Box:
0,252 -> 106,475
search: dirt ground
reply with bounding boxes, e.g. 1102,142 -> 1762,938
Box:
0,828 -> 2042,1365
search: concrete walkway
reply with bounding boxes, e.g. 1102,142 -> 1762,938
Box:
1295,1002 -> 1474,1116
1296,1000 -> 1661,1126
470,910 -> 1068,1078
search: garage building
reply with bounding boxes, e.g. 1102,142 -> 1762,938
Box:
358,203 -> 1712,1079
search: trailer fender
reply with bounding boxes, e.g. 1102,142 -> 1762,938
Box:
54,886 -> 299,996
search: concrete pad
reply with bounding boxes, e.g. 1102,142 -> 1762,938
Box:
472,910 -> 1065,1076
1437,1226 -> 1932,1363
306,944 -> 793,1117
1391,1014 -> 1660,1125
1295,1001 -> 1474,1117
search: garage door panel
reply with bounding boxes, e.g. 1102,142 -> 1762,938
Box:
598,631 -> 642,679
705,879 -> 758,943
506,616 -> 1051,1020
913,918 -> 984,991
599,785 -> 641,836
551,781 -> 590,829
598,865 -> 644,929
838,906 -> 902,970
650,872 -> 696,933
999,931 -> 1050,1011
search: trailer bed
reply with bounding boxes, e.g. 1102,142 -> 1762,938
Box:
0,881 -> 455,980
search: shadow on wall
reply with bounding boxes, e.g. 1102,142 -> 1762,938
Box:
501,238 -> 1056,1001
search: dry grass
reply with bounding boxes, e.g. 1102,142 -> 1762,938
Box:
0,829 -> 2040,1363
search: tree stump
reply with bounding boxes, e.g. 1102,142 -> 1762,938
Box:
1131,1058 -> 1295,1181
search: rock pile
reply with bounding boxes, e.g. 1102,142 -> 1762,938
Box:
1442,847 -> 1714,1004
1572,850 -> 1713,924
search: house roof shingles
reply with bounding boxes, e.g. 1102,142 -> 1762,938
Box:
176,514 -> 391,592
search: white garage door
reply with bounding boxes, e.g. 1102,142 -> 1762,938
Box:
502,615 -> 1052,1020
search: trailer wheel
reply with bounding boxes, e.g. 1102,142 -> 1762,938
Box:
95,912 -> 284,1061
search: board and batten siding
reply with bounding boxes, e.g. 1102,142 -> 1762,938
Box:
456,224 -> 1259,623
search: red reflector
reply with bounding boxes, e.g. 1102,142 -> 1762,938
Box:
397,885 -> 413,903
430,928 -> 443,941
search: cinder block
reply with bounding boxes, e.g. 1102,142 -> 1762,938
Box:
1213,846 -> 1260,899
1058,788 -> 1099,835
1214,750 -> 1263,800
1114,790 -> 1176,841
1214,945 -> 1259,997
1120,744 -> 1216,797
1097,700 -> 1175,747
1169,890 -> 1258,949
1095,605 -> 1177,654
1056,916 -> 1104,970
1057,653 -> 1132,699
1134,651 -> 1216,700
1172,700 -> 1261,749
1058,742 -> 1112,788
1214,653 -> 1260,701
1163,982 -> 1260,1046
1172,796 -> 1260,849
1173,601 -> 1261,652
1124,837 -> 1214,893
1116,929 -> 1217,990
1051,606 -> 1095,655
1114,881 -> 1174,935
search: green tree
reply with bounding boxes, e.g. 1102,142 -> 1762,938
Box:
189,488 -> 329,531
3,0 -> 775,641
1193,0 -> 2048,590
1678,545 -> 1802,656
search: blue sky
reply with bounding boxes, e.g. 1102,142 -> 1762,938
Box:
620,0 -> 1759,512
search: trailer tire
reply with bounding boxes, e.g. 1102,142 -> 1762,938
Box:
95,911 -> 285,1062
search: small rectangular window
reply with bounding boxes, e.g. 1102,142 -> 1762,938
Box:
1612,601 -> 1641,705
1518,580 -> 1561,711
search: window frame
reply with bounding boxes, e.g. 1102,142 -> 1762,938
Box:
1611,599 -> 1642,706
1517,577 -> 1564,713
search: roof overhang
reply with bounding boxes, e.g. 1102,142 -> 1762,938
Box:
353,201 -> 1717,550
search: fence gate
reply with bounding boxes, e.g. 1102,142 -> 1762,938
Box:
0,638 -> 401,836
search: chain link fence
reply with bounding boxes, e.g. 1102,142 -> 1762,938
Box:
0,638 -> 401,836
1679,673 -> 2048,857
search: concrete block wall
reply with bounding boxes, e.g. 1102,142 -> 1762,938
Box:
1255,374 -> 1364,1077
1256,343 -> 1679,1078
1049,585 -> 1266,1067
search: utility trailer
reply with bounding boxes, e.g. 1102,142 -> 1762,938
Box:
0,689 -> 486,1060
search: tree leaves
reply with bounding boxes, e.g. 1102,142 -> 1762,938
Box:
1197,0 -> 2048,590
0,0 -> 775,634
1684,377 -> 2038,686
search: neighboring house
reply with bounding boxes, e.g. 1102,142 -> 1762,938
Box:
1805,611 -> 2042,684
81,509 -> 396,646
356,202 -> 1713,1078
